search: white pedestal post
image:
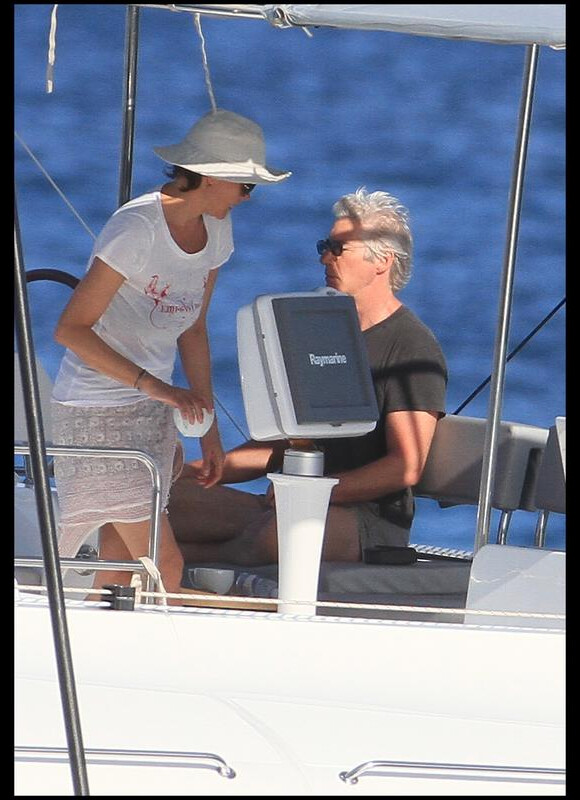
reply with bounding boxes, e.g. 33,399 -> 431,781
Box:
268,473 -> 338,615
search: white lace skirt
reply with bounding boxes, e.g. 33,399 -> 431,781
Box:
51,398 -> 178,557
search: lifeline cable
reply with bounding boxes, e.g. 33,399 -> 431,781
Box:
15,583 -> 565,622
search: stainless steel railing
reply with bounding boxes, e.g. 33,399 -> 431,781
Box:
14,746 -> 236,778
15,443 -> 163,604
339,758 -> 565,785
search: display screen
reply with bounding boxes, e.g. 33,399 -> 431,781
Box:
272,296 -> 379,424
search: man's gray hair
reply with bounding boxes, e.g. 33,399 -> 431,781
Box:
332,187 -> 413,291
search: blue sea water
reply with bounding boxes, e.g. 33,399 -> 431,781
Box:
14,5 -> 565,552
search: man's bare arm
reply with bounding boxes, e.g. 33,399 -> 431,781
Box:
328,409 -> 439,504
182,438 -> 288,485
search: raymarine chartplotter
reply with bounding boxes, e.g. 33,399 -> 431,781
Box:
237,288 -> 379,440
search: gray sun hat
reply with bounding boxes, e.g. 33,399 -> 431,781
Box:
153,109 -> 291,185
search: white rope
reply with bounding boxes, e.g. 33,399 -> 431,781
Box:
138,556 -> 168,606
130,572 -> 143,605
194,13 -> 217,112
45,5 -> 59,94
15,583 -> 565,622
14,131 -> 97,240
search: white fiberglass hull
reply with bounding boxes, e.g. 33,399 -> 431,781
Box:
15,593 -> 565,796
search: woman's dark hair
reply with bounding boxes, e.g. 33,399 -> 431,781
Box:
164,164 -> 203,191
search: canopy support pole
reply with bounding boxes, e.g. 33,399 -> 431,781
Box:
14,193 -> 90,795
118,5 -> 140,207
474,44 -> 540,552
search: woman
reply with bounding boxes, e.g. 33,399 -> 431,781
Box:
51,108 -> 291,602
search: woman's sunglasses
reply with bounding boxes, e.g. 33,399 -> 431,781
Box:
241,183 -> 256,196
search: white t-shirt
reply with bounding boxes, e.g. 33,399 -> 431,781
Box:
52,190 -> 234,405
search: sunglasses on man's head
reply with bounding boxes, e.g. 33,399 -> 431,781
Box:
316,238 -> 345,256
241,183 -> 256,196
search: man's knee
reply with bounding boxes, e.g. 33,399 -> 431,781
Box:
167,479 -> 224,540
168,474 -> 208,510
168,480 -> 269,546
237,511 -> 278,564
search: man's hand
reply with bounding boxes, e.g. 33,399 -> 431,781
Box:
195,425 -> 225,488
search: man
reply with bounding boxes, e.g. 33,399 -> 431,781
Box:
168,187 -> 447,565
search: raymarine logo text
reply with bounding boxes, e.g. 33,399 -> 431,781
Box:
309,353 -> 348,367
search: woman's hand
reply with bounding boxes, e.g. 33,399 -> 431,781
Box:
139,373 -> 212,426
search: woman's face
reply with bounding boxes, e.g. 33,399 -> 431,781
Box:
204,179 -> 252,218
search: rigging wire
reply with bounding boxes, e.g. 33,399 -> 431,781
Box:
453,297 -> 566,414
16,130 -> 250,441
213,396 -> 249,439
14,132 -> 97,240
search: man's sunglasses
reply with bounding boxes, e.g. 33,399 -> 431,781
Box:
316,238 -> 345,256
241,183 -> 256,196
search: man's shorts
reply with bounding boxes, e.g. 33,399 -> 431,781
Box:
355,501 -> 411,550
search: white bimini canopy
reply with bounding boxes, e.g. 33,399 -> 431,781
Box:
261,4 -> 565,48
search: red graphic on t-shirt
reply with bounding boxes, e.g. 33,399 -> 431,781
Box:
145,275 -> 170,305
144,274 -> 196,328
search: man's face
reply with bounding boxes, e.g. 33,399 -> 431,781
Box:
320,218 -> 378,296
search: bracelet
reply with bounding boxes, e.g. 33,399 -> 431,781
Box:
134,368 -> 148,389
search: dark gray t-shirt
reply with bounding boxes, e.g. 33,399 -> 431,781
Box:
317,305 -> 448,530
